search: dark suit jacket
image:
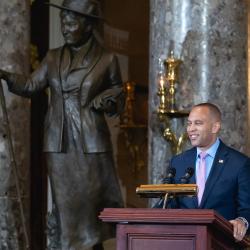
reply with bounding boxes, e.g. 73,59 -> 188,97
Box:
170,141 -> 250,224
7,38 -> 123,153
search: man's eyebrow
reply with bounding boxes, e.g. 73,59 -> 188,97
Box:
187,119 -> 203,123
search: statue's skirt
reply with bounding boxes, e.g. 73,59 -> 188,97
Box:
46,95 -> 123,250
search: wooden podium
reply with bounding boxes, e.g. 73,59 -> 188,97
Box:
99,208 -> 250,250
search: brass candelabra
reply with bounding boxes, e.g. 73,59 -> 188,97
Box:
157,52 -> 189,155
120,82 -> 147,174
166,51 -> 182,112
120,81 -> 136,126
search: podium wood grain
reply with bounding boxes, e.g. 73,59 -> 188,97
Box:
99,208 -> 250,250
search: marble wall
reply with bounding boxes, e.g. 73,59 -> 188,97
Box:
248,0 -> 250,155
0,0 -> 30,249
149,0 -> 248,186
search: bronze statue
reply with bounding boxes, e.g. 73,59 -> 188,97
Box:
0,0 -> 124,249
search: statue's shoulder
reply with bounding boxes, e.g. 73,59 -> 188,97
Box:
92,39 -> 117,60
100,45 -> 116,57
45,46 -> 64,61
98,46 -> 119,64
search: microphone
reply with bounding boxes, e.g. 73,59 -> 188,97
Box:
162,167 -> 176,184
180,167 -> 194,184
153,167 -> 176,208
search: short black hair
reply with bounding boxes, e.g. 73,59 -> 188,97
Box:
193,102 -> 221,121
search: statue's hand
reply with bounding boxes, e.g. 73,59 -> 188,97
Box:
92,96 -> 116,114
91,88 -> 124,116
0,69 -> 9,81
0,69 -> 4,80
101,98 -> 117,116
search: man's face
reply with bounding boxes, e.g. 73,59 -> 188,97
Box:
187,106 -> 220,151
60,11 -> 91,47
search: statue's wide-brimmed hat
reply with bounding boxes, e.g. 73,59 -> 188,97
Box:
47,0 -> 103,19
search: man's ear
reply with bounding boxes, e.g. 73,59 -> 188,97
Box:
212,121 -> 221,134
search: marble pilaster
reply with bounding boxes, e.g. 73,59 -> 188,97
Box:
149,0 -> 248,186
0,0 -> 30,249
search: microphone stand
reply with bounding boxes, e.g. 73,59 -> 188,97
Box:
162,192 -> 169,209
161,167 -> 176,208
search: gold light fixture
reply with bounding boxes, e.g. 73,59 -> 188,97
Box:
166,51 -> 182,112
120,81 -> 136,126
120,82 -> 147,174
157,52 -> 189,155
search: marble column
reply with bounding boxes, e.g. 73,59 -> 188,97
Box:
247,0 -> 250,155
0,0 -> 30,249
149,0 -> 248,186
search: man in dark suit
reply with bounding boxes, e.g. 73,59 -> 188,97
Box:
0,0 -> 124,249
170,103 -> 250,241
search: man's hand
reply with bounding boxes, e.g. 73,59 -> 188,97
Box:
229,218 -> 247,241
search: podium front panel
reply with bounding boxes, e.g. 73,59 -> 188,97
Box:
117,224 -> 208,250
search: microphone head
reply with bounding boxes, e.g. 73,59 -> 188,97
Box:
162,167 -> 176,184
180,167 -> 194,184
186,167 -> 194,176
167,167 -> 176,176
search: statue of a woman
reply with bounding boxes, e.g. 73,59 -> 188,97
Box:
0,0 -> 124,249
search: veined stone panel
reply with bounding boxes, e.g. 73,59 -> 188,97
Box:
0,0 -> 30,249
247,0 -> 250,155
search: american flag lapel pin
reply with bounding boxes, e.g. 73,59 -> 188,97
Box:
218,159 -> 224,164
